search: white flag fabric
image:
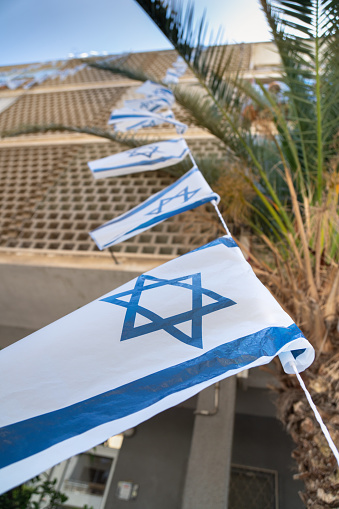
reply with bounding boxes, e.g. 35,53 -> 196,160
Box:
163,69 -> 180,84
0,235 -> 314,494
59,65 -> 86,81
88,138 -> 190,179
108,107 -> 187,134
171,57 -> 188,75
23,79 -> 36,90
6,79 -> 27,90
59,69 -> 72,81
135,80 -> 175,106
124,96 -> 172,112
90,166 -> 219,250
163,57 -> 188,84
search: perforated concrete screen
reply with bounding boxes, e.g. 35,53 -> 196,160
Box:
0,87 -> 128,135
0,46 -> 239,258
0,144 -> 80,248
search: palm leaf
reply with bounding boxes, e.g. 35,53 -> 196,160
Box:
0,123 -> 154,148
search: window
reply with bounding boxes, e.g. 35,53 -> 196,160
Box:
229,464 -> 278,509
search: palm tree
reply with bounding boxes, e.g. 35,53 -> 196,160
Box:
91,0 -> 339,505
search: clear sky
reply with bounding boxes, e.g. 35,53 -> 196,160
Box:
0,0 -> 271,66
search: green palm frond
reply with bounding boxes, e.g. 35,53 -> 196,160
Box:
134,0 -> 339,206
262,0 -> 339,200
0,123 -> 154,148
87,57 -> 153,84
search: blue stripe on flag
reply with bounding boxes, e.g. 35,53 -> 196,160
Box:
110,114 -> 153,120
0,323 -> 304,469
92,149 -> 189,174
109,113 -> 174,122
188,237 -> 238,253
125,120 -> 147,130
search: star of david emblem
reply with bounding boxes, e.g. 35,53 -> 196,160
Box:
101,273 -> 236,349
139,99 -> 160,111
139,100 -> 152,109
146,186 -> 201,215
128,145 -> 159,159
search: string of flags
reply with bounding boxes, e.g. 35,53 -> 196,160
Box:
89,165 -> 219,250
1,54 -> 338,496
107,57 -> 187,132
87,136 -> 219,251
0,61 -> 87,90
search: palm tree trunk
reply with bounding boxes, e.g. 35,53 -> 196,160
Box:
276,352 -> 339,508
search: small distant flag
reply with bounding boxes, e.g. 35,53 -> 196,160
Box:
108,107 -> 187,134
124,96 -> 172,112
163,57 -> 188,84
135,80 -> 175,107
163,69 -> 179,85
88,138 -> 190,179
59,69 -> 72,81
6,79 -> 27,90
90,166 -> 219,250
59,64 -> 86,81
172,56 -> 188,75
0,236 -> 314,494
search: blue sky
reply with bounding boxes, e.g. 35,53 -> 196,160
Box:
0,0 -> 271,66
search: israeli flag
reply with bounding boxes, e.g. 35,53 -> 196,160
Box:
135,80 -> 175,107
0,236 -> 314,494
124,96 -> 172,112
70,63 -> 86,75
108,107 -> 187,134
171,56 -> 188,76
59,69 -> 72,81
163,69 -> 180,85
6,79 -> 27,90
163,57 -> 188,84
59,65 -> 85,81
23,79 -> 36,90
90,166 -> 219,250
88,138 -> 190,179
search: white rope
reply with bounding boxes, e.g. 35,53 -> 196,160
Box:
291,361 -> 339,467
212,201 -> 232,237
187,150 -> 196,169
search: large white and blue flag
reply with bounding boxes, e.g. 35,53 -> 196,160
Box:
90,166 -> 219,250
108,107 -> 187,134
88,138 -> 190,179
0,236 -> 314,494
